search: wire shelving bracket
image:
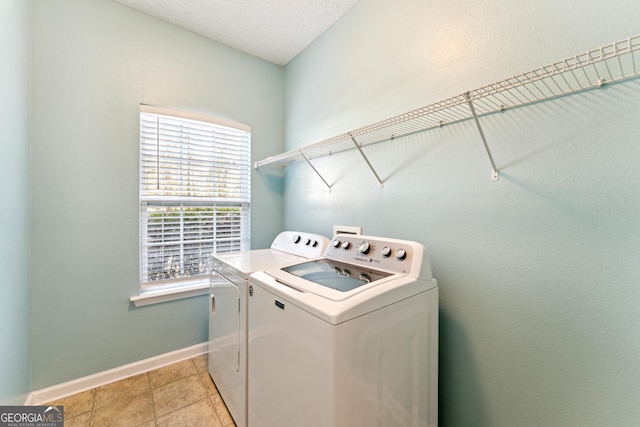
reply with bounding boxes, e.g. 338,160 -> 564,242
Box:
255,35 -> 640,186
299,150 -> 332,190
350,135 -> 384,188
465,92 -> 499,181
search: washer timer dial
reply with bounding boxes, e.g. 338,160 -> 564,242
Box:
358,241 -> 371,254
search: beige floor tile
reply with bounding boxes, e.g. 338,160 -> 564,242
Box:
156,398 -> 222,427
199,371 -> 219,396
153,374 -> 207,417
212,397 -> 235,426
45,389 -> 93,419
211,392 -> 223,404
40,356 -> 237,426
149,359 -> 197,388
93,373 -> 150,409
91,391 -> 154,427
193,353 -> 208,372
64,412 -> 91,427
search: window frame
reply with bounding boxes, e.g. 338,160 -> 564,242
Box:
136,105 -> 251,301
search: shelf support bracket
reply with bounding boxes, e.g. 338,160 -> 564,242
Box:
299,150 -> 332,190
350,135 -> 384,188
465,92 -> 499,181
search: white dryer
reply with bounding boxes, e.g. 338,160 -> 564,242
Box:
208,231 -> 329,427
248,234 -> 438,427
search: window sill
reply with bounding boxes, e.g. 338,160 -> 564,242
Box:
130,281 -> 209,307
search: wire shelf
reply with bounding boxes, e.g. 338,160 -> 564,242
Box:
255,34 -> 640,185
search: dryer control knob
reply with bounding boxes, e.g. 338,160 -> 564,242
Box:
341,240 -> 351,249
395,248 -> 407,260
358,241 -> 370,254
381,246 -> 392,257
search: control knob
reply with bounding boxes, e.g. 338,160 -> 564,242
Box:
395,248 -> 407,260
381,246 -> 392,257
358,241 -> 370,254
341,240 -> 351,249
293,234 -> 301,243
332,239 -> 341,248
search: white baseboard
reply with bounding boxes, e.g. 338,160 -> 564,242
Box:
25,342 -> 208,406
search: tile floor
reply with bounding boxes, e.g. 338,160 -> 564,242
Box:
43,354 -> 236,427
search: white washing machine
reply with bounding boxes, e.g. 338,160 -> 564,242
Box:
248,234 -> 438,427
209,231 -> 330,427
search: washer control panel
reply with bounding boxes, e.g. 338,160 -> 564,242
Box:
271,231 -> 330,258
325,234 -> 421,274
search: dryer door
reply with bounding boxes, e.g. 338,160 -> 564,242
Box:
209,272 -> 240,372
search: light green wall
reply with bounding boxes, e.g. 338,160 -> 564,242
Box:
283,0 -> 640,426
30,0 -> 284,389
0,0 -> 31,405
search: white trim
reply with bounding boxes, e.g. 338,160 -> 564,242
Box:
130,282 -> 209,307
139,104 -> 251,132
26,342 -> 209,406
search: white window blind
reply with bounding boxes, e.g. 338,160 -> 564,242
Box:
139,107 -> 251,287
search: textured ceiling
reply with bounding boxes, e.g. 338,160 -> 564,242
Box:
113,0 -> 360,65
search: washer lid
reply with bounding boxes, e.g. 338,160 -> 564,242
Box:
251,269 -> 434,324
281,259 -> 392,292
213,249 -> 303,278
264,259 -> 403,302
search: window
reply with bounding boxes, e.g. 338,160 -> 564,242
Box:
139,106 -> 251,290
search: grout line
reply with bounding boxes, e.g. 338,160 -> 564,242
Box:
147,372 -> 158,426
89,388 -> 96,426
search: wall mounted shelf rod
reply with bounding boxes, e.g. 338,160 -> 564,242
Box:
350,135 -> 384,188
465,92 -> 500,181
300,150 -> 332,190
